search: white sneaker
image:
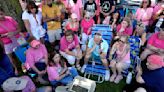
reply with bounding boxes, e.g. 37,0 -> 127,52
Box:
105,70 -> 110,81
81,64 -> 87,73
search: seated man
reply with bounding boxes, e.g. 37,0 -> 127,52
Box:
60,30 -> 82,69
136,54 -> 164,92
25,39 -> 48,84
81,31 -> 110,81
140,27 -> 164,61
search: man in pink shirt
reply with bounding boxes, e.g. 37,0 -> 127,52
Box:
60,30 -> 82,69
140,27 -> 164,60
25,39 -> 48,84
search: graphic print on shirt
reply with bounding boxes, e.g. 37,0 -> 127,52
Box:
86,4 -> 96,13
101,1 -> 110,13
68,41 -> 76,50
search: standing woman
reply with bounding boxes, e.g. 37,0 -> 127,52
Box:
66,0 -> 83,21
135,0 -> 153,32
22,1 -> 44,40
0,7 -> 21,74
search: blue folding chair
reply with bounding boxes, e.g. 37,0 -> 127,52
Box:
84,25 -> 113,83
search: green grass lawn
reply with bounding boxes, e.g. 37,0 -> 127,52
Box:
95,79 -> 126,92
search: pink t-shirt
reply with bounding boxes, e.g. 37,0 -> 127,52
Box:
116,24 -> 133,36
148,33 -> 164,49
25,44 -> 48,69
81,18 -> 94,35
0,16 -> 18,34
135,8 -> 153,26
60,35 -> 79,52
68,0 -> 83,21
47,64 -> 61,81
153,4 -> 162,15
21,76 -> 36,92
65,22 -> 79,32
116,44 -> 130,63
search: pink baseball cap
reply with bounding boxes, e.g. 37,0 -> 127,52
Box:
147,54 -> 164,67
30,40 -> 41,48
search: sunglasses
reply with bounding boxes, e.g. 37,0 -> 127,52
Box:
119,40 -> 125,43
85,17 -> 90,19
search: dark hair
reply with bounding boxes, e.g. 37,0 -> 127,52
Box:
26,1 -> 38,14
157,0 -> 163,3
73,0 -> 77,4
140,0 -> 151,8
0,7 -> 4,12
48,51 -> 65,67
64,30 -> 74,37
110,11 -> 121,25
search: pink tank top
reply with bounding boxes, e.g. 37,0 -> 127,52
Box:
116,44 -> 130,63
65,22 -> 79,32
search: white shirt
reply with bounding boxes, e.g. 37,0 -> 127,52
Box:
22,10 -> 42,33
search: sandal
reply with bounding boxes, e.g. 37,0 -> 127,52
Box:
110,74 -> 117,82
114,75 -> 123,84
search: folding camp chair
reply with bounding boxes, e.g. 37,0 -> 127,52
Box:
84,24 -> 113,83
123,36 -> 141,83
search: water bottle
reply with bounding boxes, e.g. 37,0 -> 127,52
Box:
126,72 -> 132,84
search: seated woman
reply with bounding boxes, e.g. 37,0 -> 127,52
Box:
47,52 -> 78,85
140,27 -> 164,61
25,39 -> 48,84
60,30 -> 82,69
81,13 -> 95,52
109,36 -> 131,84
103,11 -> 121,30
64,13 -> 79,34
116,17 -> 133,37
133,21 -> 147,46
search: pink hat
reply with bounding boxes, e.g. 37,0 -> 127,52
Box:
30,40 -> 41,48
71,13 -> 77,19
147,54 -> 164,67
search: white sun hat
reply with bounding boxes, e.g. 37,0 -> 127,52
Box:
2,77 -> 28,91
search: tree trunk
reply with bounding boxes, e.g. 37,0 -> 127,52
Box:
0,0 -> 25,31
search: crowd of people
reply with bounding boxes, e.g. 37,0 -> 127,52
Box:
0,0 -> 164,92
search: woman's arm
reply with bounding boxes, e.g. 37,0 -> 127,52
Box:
23,20 -> 33,36
59,62 -> 68,75
141,33 -> 146,46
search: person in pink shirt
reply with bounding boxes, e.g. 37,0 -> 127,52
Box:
135,0 -> 153,31
116,17 -> 133,37
64,0 -> 83,21
25,39 -> 48,84
64,13 -> 79,34
47,52 -> 78,85
81,13 -> 95,51
151,0 -> 164,22
109,36 -> 131,84
60,30 -> 82,69
140,27 -> 164,61
0,8 -> 21,74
